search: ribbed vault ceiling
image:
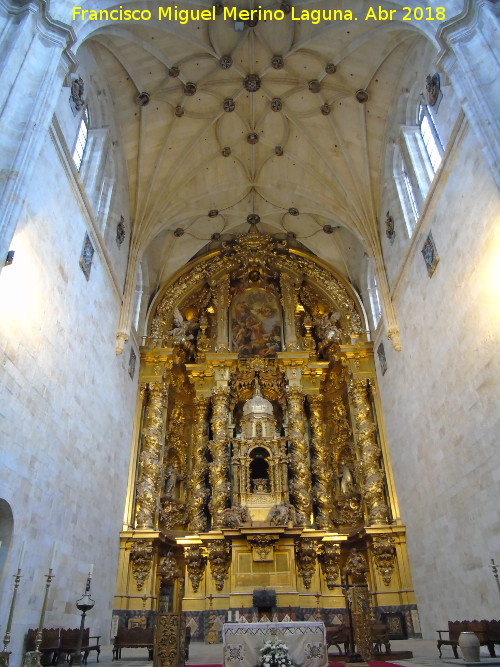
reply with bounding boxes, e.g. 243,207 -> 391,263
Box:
79,0 -> 431,291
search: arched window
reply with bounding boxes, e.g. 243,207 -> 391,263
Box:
367,263 -> 382,331
419,103 -> 444,173
72,106 -> 89,171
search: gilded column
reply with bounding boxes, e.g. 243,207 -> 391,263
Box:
308,394 -> 334,529
349,378 -> 388,524
280,273 -> 300,351
188,396 -> 210,533
209,387 -> 231,526
212,274 -> 230,353
135,381 -> 169,529
286,386 -> 312,525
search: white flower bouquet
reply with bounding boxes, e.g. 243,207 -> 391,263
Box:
256,638 -> 299,667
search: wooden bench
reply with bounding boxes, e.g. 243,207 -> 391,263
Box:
26,629 -> 60,666
59,628 -> 101,664
112,627 -> 154,660
437,620 -> 500,658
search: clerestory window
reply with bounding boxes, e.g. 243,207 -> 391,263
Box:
418,103 -> 444,173
72,107 -> 89,171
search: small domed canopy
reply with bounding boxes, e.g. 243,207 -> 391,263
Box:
242,378 -> 273,417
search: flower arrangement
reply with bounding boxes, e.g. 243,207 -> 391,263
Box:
256,638 -> 298,667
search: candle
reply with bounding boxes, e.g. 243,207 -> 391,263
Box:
18,541 -> 25,570
89,564 -> 94,578
50,542 -> 58,570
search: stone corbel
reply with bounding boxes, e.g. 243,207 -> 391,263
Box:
184,545 -> 207,593
317,542 -> 341,589
371,535 -> 396,585
206,539 -> 231,591
295,538 -> 317,589
129,539 -> 154,591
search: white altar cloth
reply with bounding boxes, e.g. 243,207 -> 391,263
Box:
222,621 -> 327,667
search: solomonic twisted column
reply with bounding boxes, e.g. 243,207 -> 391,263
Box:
135,381 -> 168,529
188,396 -> 210,533
286,386 -> 312,525
209,387 -> 231,527
308,395 -> 334,529
349,379 -> 388,524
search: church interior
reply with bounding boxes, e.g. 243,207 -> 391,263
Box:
0,0 -> 499,665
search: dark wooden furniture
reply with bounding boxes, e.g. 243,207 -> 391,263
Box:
26,629 -> 60,666
372,623 -> 391,654
59,628 -> 101,664
112,627 -> 154,660
326,624 -> 350,655
184,627 -> 191,661
437,620 -> 500,658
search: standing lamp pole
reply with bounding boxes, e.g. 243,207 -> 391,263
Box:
0,568 -> 23,667
71,574 -> 95,666
23,569 -> 55,667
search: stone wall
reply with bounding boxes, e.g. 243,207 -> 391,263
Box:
376,122 -> 500,637
0,126 -> 138,664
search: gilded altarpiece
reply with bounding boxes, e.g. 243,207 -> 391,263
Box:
114,229 -> 418,663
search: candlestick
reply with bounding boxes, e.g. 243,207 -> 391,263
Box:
490,559 -> 500,598
24,569 -> 54,667
18,542 -> 25,570
0,568 -> 23,667
50,543 -> 58,570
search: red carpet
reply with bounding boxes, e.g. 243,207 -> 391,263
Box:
189,663 -> 404,666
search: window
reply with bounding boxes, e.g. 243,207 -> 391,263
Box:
72,107 -> 89,171
418,103 -> 444,173
402,158 -> 420,220
367,263 -> 382,330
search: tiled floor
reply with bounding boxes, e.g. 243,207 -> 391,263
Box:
96,638 -> 473,666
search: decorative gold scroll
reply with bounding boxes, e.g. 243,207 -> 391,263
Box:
184,545 -> 207,593
130,540 -> 154,591
206,540 -> 231,591
317,542 -> 341,589
372,535 -> 396,585
295,538 -> 317,589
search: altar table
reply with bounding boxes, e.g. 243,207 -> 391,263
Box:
222,621 -> 327,667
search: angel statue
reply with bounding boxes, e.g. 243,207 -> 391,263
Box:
315,311 -> 342,342
169,307 -> 196,344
